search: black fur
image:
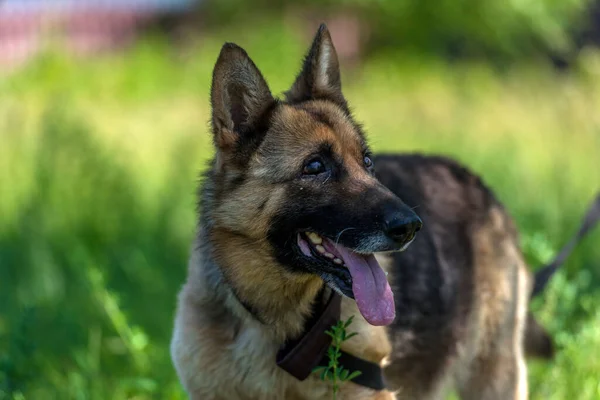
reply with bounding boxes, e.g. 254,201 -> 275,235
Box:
265,153 -> 419,298
372,154 -> 503,387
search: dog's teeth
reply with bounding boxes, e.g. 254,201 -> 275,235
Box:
385,271 -> 388,276
316,245 -> 326,254
333,258 -> 343,265
307,232 -> 322,245
324,252 -> 335,259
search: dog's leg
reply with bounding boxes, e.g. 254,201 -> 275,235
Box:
453,207 -> 530,400
385,355 -> 453,400
456,261 -> 529,400
456,350 -> 527,400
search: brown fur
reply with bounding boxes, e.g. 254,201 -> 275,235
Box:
171,25 -> 546,399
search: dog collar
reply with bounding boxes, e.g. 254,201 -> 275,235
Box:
276,292 -> 387,391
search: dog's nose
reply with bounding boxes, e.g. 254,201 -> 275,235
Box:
384,213 -> 422,248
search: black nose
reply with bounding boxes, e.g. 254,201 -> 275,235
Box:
384,213 -> 422,248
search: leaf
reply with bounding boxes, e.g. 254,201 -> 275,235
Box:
326,370 -> 334,381
347,371 -> 362,381
320,368 -> 328,381
328,347 -> 335,358
345,332 -> 359,341
340,369 -> 349,381
344,316 -> 355,328
312,366 -> 326,374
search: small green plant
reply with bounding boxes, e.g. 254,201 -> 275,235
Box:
313,316 -> 362,400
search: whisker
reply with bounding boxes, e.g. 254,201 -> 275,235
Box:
335,227 -> 356,246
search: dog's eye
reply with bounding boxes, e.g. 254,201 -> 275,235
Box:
364,156 -> 373,169
303,159 -> 326,175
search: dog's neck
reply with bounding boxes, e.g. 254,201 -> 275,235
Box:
191,166 -> 328,342
193,225 -> 325,343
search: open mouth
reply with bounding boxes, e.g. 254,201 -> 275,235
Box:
298,232 -> 347,266
297,232 -> 395,326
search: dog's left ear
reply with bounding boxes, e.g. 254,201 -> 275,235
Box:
285,24 -> 346,107
211,43 -> 275,151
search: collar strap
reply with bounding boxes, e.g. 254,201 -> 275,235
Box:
276,292 -> 387,391
331,350 -> 387,391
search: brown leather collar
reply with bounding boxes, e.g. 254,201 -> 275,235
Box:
276,291 -> 387,391
276,291 -> 341,380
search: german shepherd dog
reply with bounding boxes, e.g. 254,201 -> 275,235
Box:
171,24 -> 600,399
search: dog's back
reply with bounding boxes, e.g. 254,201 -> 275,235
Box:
373,154 -> 531,399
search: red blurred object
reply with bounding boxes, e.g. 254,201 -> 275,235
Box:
0,1 -> 191,71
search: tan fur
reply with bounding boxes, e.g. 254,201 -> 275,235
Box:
250,103 -> 369,184
453,207 -> 531,400
340,295 -> 393,364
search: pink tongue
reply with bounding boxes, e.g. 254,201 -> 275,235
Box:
329,242 -> 395,326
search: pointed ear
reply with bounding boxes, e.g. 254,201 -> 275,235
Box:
285,24 -> 345,106
211,43 -> 275,150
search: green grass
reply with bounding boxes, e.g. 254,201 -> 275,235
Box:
1,21 -> 599,399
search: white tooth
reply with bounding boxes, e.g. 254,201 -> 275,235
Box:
385,271 -> 389,276
316,245 -> 326,253
307,232 -> 322,244
333,258 -> 343,265
324,252 -> 335,259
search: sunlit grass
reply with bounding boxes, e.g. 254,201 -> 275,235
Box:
1,22 -> 599,399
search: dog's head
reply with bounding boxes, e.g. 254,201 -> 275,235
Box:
208,24 -> 421,326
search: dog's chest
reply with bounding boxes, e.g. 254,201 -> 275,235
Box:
223,309 -> 390,400
212,325 -> 333,399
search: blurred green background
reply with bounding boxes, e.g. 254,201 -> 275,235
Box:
1,0 -> 600,399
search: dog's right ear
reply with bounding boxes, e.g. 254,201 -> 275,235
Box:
210,43 -> 275,151
285,24 -> 346,108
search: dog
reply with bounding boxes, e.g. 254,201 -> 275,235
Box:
170,24 -> 599,400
